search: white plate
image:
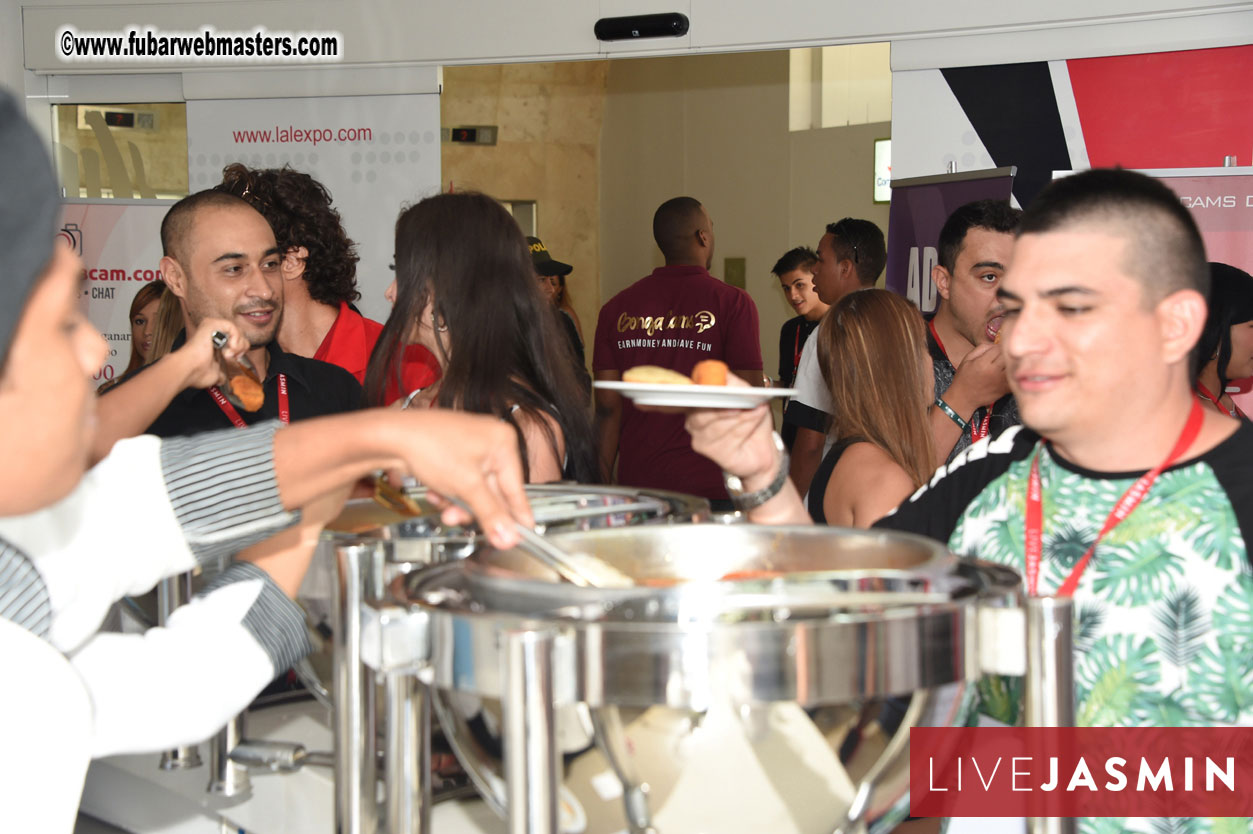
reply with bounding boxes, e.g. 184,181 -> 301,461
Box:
594,380 -> 798,408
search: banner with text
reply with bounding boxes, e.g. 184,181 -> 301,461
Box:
886,168 -> 1015,315
1155,168 -> 1253,407
186,93 -> 440,323
59,201 -> 171,387
1055,167 -> 1253,404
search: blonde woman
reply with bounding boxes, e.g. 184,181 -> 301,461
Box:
683,289 -> 935,529
803,289 -> 936,525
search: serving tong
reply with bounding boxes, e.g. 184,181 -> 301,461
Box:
370,477 -> 635,588
210,330 -> 264,410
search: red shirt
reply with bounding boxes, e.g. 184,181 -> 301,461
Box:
382,345 -> 443,406
593,265 -> 762,500
314,301 -> 441,399
314,301 -> 383,384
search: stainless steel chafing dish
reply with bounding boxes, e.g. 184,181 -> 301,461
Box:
328,515 -> 1072,834
308,485 -> 714,821
299,484 -> 711,706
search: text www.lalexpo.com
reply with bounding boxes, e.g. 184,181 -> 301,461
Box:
57,26 -> 342,62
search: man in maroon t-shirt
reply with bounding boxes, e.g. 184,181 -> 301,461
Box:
593,197 -> 763,503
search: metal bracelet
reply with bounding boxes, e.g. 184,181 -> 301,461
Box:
934,396 -> 969,432
400,386 -> 429,410
723,431 -> 790,512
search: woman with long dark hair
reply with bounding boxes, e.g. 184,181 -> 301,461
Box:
1195,262 -> 1253,420
365,192 -> 597,483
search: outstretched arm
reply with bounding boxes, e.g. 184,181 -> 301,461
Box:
6,408 -> 532,655
92,318 -> 248,463
270,408 -> 532,541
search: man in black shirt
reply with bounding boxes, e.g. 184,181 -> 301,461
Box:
772,246 -> 827,450
144,331 -> 361,436
99,191 -> 360,441
773,246 -> 826,390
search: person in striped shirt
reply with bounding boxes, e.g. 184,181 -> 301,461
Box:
0,89 -> 532,832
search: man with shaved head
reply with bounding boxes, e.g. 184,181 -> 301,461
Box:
593,196 -> 763,507
99,189 -> 361,441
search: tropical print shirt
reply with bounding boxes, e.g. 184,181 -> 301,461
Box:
876,423 -> 1253,834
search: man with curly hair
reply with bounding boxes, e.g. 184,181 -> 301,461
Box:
216,164 -> 438,388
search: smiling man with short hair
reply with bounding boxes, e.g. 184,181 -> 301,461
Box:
684,169 -> 1253,833
100,190 -> 362,439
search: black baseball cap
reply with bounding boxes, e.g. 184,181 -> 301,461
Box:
526,236 -> 573,277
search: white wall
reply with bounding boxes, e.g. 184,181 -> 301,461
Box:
15,0 -> 1253,86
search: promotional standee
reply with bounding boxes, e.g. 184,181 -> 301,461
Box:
1152,166 -> 1253,410
885,168 -> 1016,315
59,201 -> 171,386
1057,167 -> 1253,409
186,93 -> 441,324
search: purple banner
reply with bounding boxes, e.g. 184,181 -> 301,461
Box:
885,169 -> 1015,314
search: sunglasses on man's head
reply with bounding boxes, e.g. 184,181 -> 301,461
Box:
830,220 -> 860,264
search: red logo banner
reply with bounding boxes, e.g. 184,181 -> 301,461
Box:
910,728 -> 1253,818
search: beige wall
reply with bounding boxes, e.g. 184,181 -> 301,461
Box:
441,61 -> 608,347
788,121 -> 891,276
600,50 -> 889,382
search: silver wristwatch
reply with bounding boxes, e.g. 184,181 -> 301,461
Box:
722,431 -> 790,511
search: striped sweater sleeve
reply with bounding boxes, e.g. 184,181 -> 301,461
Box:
0,539 -> 51,639
200,562 -> 312,673
159,421 -> 300,570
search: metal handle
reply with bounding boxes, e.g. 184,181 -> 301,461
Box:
208,713 -> 251,800
228,740 -> 333,772
503,629 -> 559,834
210,329 -> 261,380
1025,595 -> 1077,834
157,572 -> 203,771
530,495 -> 670,526
335,543 -> 385,834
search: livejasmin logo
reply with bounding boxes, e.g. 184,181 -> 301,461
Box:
909,727 -> 1253,818
926,752 -> 1234,793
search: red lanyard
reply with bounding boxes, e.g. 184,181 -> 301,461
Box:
928,320 -> 993,442
209,373 -> 289,429
1195,382 -> 1246,420
1024,398 -> 1205,597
